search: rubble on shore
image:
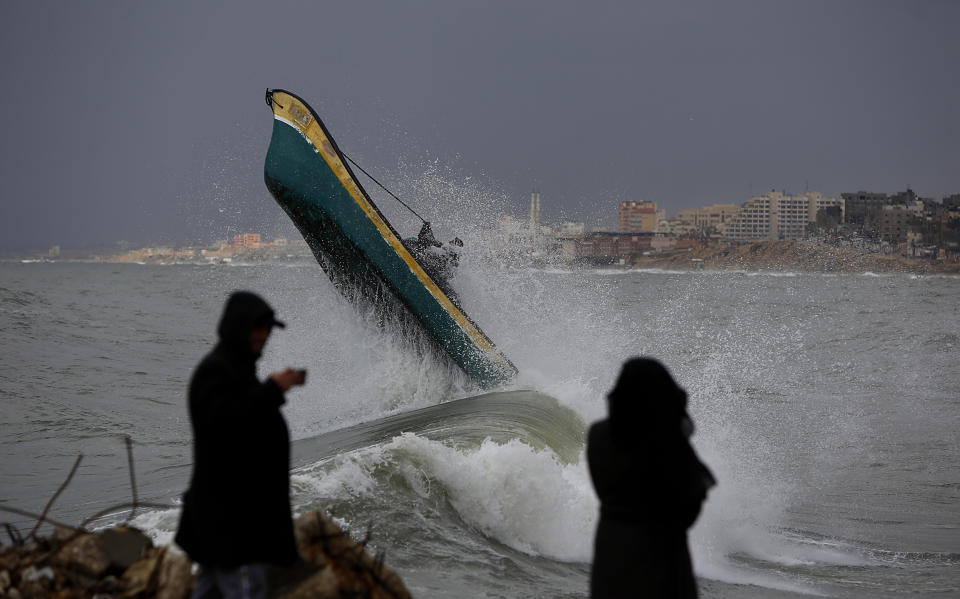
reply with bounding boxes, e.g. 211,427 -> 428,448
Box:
0,511 -> 411,599
631,240 -> 960,274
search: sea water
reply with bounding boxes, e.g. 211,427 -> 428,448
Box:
1,260 -> 957,598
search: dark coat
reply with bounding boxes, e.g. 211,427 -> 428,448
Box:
175,292 -> 298,568
587,358 -> 715,599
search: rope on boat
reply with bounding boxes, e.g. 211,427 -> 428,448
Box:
342,152 -> 428,224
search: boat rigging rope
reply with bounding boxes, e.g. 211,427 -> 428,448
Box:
342,152 -> 427,224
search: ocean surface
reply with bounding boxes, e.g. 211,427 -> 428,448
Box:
1,260 -> 958,598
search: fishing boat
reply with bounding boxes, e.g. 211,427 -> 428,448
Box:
263,89 -> 517,387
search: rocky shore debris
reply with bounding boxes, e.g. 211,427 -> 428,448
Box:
1,440 -> 412,598
0,524 -> 190,599
284,510 -> 412,599
0,512 -> 411,599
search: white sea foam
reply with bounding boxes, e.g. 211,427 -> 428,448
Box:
292,452 -> 382,500
128,507 -> 182,548
388,434 -> 597,562
744,270 -> 800,277
694,559 -> 826,595
295,433 -> 598,563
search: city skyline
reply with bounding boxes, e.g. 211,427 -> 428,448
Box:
8,181 -> 958,252
2,1 -> 958,250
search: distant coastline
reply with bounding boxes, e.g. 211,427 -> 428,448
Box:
4,239 -> 959,276
628,240 -> 960,275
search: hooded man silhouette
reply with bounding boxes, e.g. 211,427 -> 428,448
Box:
587,357 -> 715,598
175,291 -> 306,598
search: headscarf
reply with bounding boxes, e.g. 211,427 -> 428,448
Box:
606,357 -> 691,450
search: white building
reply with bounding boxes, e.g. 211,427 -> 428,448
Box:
724,191 -> 844,241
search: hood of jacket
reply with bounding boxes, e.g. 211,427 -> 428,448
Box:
216,291 -> 280,357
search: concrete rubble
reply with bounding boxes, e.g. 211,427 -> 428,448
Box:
0,511 -> 412,598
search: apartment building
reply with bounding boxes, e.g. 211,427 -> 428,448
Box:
619,201 -> 659,233
676,203 -> 741,234
232,233 -> 262,248
841,191 -> 888,226
877,202 -> 924,243
724,191 -> 844,241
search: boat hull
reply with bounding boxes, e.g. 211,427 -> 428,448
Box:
263,90 -> 516,387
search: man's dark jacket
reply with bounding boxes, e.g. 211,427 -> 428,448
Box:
175,292 -> 298,568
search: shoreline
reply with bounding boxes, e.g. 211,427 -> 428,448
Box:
4,240 -> 959,276
628,240 -> 960,275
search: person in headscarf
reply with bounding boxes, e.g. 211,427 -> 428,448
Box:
175,291 -> 306,599
587,357 -> 716,598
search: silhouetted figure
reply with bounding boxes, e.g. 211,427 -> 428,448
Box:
587,358 -> 715,598
175,291 -> 307,599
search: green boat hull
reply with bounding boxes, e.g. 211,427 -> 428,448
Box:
263,90 -> 516,387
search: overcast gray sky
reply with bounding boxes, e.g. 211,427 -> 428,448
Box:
1,0 -> 957,249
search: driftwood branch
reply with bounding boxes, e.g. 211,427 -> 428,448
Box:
25,453 -> 84,542
124,435 -> 139,524
3,522 -> 24,546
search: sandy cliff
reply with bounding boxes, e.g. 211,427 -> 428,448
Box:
631,241 -> 960,275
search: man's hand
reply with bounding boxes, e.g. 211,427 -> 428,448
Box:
270,368 -> 307,392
